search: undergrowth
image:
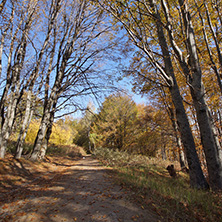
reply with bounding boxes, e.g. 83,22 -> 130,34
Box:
93,147 -> 222,222
6,140 -> 86,158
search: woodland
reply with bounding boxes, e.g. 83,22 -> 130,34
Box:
0,0 -> 222,199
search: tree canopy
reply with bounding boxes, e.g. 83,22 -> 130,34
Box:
0,0 -> 222,190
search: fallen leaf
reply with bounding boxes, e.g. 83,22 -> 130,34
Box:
16,212 -> 26,216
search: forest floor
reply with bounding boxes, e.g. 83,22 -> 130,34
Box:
0,154 -> 161,222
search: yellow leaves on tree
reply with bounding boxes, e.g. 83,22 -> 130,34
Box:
25,119 -> 41,144
26,117 -> 77,145
49,123 -> 73,145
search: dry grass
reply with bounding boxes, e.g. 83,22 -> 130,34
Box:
94,147 -> 222,222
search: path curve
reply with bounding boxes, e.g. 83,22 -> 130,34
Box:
0,156 -> 160,222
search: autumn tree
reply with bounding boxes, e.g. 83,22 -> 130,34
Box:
91,93 -> 138,151
49,117 -> 77,146
74,103 -> 95,152
135,104 -> 174,157
128,59 -> 188,166
0,0 -> 45,158
161,0 -> 222,190
25,116 -> 77,146
91,93 -> 176,157
30,0 -> 118,161
97,0 -> 209,189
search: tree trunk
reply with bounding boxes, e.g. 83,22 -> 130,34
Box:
150,0 -> 209,189
39,102 -> 56,159
0,90 -> 21,158
15,90 -> 32,159
168,107 -> 187,168
30,96 -> 57,161
0,0 -> 7,14
190,86 -> 222,190
178,0 -> 222,190
40,116 -> 54,160
161,144 -> 167,160
15,109 -> 33,159
30,111 -> 50,161
169,80 -> 208,188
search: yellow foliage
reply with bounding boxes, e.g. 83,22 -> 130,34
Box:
49,123 -> 74,145
25,118 -> 76,145
25,119 -> 41,143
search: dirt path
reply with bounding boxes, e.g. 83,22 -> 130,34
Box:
0,156 -> 160,222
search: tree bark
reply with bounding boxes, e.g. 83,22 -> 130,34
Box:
30,107 -> 51,161
168,107 -> 187,168
40,108 -> 55,159
178,0 -> 222,190
0,0 -> 7,14
0,1 -> 38,158
14,90 -> 32,159
150,0 -> 209,189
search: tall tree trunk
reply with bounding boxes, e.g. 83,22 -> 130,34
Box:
40,113 -> 54,160
160,0 -> 221,190
150,0 -> 209,189
178,0 -> 222,190
39,102 -> 56,160
15,90 -> 33,159
30,110 -> 51,161
168,107 -> 187,168
30,95 -> 57,161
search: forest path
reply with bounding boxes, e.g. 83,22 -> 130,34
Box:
0,155 -> 161,222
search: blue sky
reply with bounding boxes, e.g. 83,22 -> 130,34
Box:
68,76 -> 148,120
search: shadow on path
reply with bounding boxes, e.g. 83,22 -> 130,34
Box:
0,156 -> 161,222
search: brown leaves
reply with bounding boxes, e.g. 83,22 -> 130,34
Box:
131,215 -> 140,221
1,205 -> 8,210
16,211 -> 26,217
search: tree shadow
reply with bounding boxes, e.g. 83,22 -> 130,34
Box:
44,156 -> 81,167
0,159 -> 161,222
0,158 -> 36,195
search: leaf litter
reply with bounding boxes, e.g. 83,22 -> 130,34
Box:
0,155 -> 161,221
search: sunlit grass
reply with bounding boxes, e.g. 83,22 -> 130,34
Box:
6,140 -> 86,158
94,147 -> 222,222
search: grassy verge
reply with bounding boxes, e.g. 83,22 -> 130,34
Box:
6,140 -> 86,158
93,147 -> 222,222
